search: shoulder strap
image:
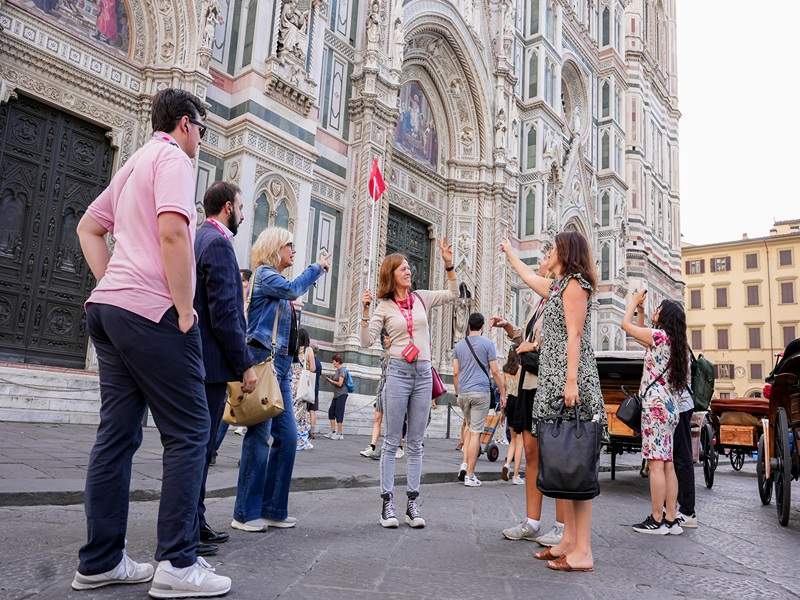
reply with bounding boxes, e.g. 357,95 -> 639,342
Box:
525,299 -> 546,341
464,336 -> 492,384
413,291 -> 427,312
643,362 -> 670,397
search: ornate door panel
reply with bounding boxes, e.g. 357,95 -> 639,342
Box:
386,207 -> 431,291
0,95 -> 113,368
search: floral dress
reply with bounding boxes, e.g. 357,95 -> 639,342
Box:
292,348 -> 311,447
639,329 -> 680,461
533,274 -> 606,440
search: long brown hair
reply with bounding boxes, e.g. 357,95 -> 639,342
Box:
554,231 -> 597,290
377,253 -> 408,299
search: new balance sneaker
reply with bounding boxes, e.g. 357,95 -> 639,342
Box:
148,558 -> 231,598
677,511 -> 698,528
360,445 -> 376,458
632,515 -> 669,535
395,447 -> 405,459
464,474 -> 482,487
665,519 -> 684,535
458,462 -> 467,482
502,520 -> 540,541
405,496 -> 426,528
230,519 -> 267,532
72,550 -> 154,590
534,523 -> 564,547
263,516 -> 297,528
512,475 -> 525,485
380,493 -> 399,528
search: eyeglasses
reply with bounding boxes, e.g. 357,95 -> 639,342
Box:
283,242 -> 294,250
187,117 -> 207,139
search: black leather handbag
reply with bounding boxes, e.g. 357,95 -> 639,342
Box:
536,402 -> 602,501
616,365 -> 669,434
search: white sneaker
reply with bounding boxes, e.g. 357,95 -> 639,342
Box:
534,523 -> 564,546
72,550 -> 154,590
360,445 -> 376,458
395,447 -> 405,459
323,431 -> 336,439
233,427 -> 246,436
148,558 -> 231,598
677,511 -> 698,528
458,462 -> 467,482
230,519 -> 267,532
262,516 -> 297,528
512,475 -> 525,485
464,474 -> 482,487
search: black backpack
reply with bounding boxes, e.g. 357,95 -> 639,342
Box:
689,349 -> 715,411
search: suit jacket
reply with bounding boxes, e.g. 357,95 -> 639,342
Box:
193,221 -> 252,384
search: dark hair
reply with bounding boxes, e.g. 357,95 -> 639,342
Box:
240,269 -> 252,282
503,347 -> 520,375
297,328 -> 311,349
332,354 -> 343,364
655,299 -> 689,392
554,231 -> 597,290
151,88 -> 206,134
468,313 -> 485,332
377,253 -> 408,299
380,328 -> 390,349
203,181 -> 240,217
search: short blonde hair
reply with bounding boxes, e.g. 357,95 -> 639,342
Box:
251,226 -> 292,270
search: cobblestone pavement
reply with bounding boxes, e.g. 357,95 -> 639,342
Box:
1,458 -> 798,600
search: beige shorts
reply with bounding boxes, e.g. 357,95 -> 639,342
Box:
458,392 -> 491,433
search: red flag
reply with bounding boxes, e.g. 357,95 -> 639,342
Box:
368,158 -> 386,202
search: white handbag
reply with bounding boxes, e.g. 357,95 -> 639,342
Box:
296,348 -> 315,403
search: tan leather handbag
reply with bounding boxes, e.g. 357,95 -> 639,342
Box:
223,297 -> 285,426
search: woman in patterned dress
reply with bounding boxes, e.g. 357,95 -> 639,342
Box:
292,328 -> 316,451
501,230 -> 604,572
622,293 -> 690,535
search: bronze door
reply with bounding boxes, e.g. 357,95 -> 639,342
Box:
386,207 -> 431,291
0,94 -> 113,368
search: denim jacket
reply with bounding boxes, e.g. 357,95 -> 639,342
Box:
246,263 -> 324,355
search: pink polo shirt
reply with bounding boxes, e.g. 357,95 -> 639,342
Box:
85,133 -> 198,322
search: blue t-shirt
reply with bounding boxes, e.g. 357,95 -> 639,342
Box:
453,335 -> 497,394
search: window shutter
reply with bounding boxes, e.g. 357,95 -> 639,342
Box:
685,261 -> 690,273
700,260 -> 705,274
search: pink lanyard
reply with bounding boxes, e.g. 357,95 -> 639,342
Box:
206,218 -> 230,240
393,295 -> 415,341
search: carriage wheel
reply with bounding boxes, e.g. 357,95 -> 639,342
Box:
775,408 -> 792,526
729,449 -> 746,471
757,434 -> 773,505
486,443 -> 500,462
702,423 -> 716,489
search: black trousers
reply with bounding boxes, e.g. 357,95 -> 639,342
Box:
674,408 -> 696,515
328,394 -> 348,423
79,304 -> 209,575
198,381 -> 228,526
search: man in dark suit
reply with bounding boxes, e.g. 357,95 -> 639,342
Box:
194,181 -> 257,555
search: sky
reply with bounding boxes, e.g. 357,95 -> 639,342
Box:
677,1 -> 800,245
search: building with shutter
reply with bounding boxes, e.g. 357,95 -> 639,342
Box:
0,0 -> 681,424
682,220 -> 800,399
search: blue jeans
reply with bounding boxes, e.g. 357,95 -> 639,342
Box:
233,352 -> 296,522
214,421 -> 228,451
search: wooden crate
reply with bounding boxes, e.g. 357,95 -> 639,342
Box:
719,424 -> 755,447
605,405 -> 637,438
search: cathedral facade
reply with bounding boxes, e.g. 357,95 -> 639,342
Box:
0,0 -> 681,421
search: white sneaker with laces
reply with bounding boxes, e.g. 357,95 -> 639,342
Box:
262,516 -> 297,528
677,511 -> 698,528
464,474 -> 482,487
323,431 -> 336,439
512,475 -> 525,485
72,550 -> 154,590
230,519 -> 267,532
360,445 -> 376,458
395,447 -> 405,459
148,558 -> 231,598
534,523 -> 564,547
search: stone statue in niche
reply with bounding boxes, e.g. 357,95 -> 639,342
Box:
390,17 -> 405,71
494,108 -> 507,151
502,0 -> 515,54
452,282 -> 473,344
509,100 -> 520,162
366,0 -> 382,54
277,0 -> 309,62
200,0 -> 222,49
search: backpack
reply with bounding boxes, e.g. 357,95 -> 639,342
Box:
344,368 -> 355,393
689,350 -> 715,411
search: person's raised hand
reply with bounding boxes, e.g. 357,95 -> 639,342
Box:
439,238 -> 454,267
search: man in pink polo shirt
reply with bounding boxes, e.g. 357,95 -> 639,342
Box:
72,88 -> 231,598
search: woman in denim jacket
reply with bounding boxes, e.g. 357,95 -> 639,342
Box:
232,227 -> 329,531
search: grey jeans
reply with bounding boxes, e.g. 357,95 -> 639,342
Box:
380,358 -> 432,497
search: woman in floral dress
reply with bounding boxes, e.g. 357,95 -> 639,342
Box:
502,231 -> 604,572
292,329 -> 316,451
622,293 -> 690,535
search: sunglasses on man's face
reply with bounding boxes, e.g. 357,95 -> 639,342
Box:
187,117 -> 207,139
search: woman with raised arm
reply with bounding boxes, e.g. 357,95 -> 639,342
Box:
359,239 -> 458,529
501,231 -> 605,572
622,292 -> 691,535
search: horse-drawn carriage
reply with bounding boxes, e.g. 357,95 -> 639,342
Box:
758,338 -> 800,526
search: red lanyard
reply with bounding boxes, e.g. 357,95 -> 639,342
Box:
206,218 -> 231,240
393,295 -> 415,340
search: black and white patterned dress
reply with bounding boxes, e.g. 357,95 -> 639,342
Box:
533,273 -> 606,439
